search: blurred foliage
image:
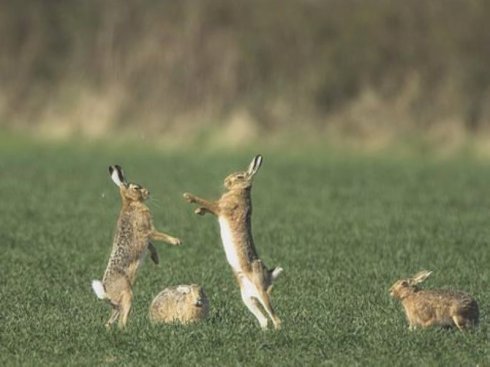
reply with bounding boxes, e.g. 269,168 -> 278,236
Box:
0,0 -> 490,143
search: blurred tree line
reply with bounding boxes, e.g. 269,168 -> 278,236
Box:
1,0 -> 489,143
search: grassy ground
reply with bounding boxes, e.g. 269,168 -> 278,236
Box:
0,140 -> 488,366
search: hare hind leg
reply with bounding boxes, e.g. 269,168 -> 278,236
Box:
105,307 -> 120,329
255,290 -> 282,330
118,289 -> 133,329
240,290 -> 268,329
105,276 -> 133,329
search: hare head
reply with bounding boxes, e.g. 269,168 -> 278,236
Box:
224,155 -> 263,190
109,165 -> 150,202
390,270 -> 432,300
176,285 -> 208,308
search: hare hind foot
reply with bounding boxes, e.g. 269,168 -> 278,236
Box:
241,293 -> 269,329
105,308 -> 120,329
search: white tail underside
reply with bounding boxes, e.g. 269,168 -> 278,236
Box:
92,280 -> 107,300
271,267 -> 283,280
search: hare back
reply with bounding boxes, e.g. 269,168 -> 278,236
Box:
408,290 -> 479,321
415,290 -> 477,309
115,208 -> 152,245
152,285 -> 205,304
107,209 -> 152,263
149,285 -> 209,324
103,214 -> 151,286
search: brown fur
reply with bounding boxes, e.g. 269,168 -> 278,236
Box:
149,284 -> 209,324
390,270 -> 479,331
183,155 -> 283,329
93,165 -> 181,329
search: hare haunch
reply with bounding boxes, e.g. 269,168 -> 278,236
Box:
184,155 -> 283,330
92,165 -> 182,329
390,270 -> 479,331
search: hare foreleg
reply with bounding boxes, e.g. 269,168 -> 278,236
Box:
183,193 -> 219,216
148,242 -> 159,264
151,230 -> 182,246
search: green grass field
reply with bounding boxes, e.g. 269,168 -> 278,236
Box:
0,140 -> 488,366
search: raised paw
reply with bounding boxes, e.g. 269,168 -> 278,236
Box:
195,207 -> 206,215
273,318 -> 282,330
171,237 -> 182,246
183,193 -> 195,203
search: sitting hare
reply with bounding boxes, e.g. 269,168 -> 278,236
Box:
390,270 -> 479,331
149,284 -> 209,324
92,165 -> 182,329
183,155 -> 283,330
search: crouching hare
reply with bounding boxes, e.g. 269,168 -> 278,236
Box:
92,165 -> 182,329
390,270 -> 479,331
183,155 -> 283,330
149,284 -> 209,324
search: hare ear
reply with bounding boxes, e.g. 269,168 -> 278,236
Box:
177,285 -> 191,294
109,165 -> 126,187
247,154 -> 263,176
410,270 -> 432,285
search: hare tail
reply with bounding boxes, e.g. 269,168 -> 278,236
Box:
91,280 -> 107,300
271,267 -> 283,281
266,267 -> 283,294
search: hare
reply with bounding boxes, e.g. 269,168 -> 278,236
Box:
183,155 -> 283,330
149,284 -> 209,324
91,165 -> 182,329
390,270 -> 479,331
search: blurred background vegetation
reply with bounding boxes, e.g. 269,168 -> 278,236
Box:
1,0 -> 490,150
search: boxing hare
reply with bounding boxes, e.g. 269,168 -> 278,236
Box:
183,155 -> 283,330
390,270 -> 479,331
92,165 -> 182,329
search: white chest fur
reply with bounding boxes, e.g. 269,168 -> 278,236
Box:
218,217 -> 242,272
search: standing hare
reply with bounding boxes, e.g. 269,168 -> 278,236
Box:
390,270 -> 479,331
92,165 -> 182,329
183,155 -> 283,330
149,284 -> 209,325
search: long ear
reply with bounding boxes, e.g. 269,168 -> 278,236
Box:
410,270 -> 432,285
247,154 -> 263,176
108,165 -> 126,187
177,285 -> 191,294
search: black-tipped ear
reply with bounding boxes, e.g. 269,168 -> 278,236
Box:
410,270 -> 432,285
247,154 -> 263,176
109,165 -> 126,187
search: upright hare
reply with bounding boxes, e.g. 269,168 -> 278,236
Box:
92,165 -> 182,329
390,270 -> 479,331
184,155 -> 283,329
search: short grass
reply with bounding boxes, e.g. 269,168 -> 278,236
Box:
0,141 -> 488,366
